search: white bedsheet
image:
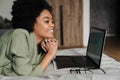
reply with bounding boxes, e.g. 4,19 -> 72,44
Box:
0,48 -> 120,80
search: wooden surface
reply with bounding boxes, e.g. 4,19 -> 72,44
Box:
104,37 -> 120,61
47,0 -> 83,48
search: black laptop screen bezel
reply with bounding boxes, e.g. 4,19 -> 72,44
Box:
86,27 -> 106,69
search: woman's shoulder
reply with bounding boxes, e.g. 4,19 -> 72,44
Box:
14,29 -> 29,34
12,29 -> 30,37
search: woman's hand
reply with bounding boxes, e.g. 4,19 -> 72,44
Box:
41,37 -> 58,57
40,38 -> 58,71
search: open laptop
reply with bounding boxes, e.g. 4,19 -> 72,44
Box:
54,27 -> 106,69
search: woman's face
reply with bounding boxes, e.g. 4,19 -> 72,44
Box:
33,9 -> 55,39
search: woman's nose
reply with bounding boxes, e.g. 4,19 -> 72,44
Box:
50,22 -> 55,28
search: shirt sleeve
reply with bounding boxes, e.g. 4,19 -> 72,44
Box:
8,30 -> 43,76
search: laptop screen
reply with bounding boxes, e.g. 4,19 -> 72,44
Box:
87,27 -> 106,66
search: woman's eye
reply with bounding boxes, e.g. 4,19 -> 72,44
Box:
45,21 -> 49,23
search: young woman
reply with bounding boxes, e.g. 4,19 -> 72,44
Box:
0,0 -> 58,76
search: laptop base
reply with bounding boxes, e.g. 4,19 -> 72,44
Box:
54,56 -> 98,69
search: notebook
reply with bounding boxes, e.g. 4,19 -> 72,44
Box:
54,27 -> 106,69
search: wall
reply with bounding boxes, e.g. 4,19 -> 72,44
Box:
83,0 -> 90,46
90,0 -> 119,36
0,0 -> 90,47
0,0 -> 15,20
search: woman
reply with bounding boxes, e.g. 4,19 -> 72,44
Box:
0,0 -> 58,76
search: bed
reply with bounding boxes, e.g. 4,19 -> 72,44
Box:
0,48 -> 120,80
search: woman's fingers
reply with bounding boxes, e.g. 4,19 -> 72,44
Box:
43,38 -> 58,53
45,37 -> 57,43
41,38 -> 58,53
41,40 -> 47,52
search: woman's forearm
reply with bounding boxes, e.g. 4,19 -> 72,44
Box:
39,52 -> 54,72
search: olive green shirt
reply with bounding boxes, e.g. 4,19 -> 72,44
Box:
0,29 -> 44,76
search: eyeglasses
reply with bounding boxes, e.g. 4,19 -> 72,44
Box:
69,68 -> 106,74
69,68 -> 93,74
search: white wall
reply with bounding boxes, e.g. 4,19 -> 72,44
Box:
0,0 -> 14,20
0,0 -> 90,47
83,0 -> 90,47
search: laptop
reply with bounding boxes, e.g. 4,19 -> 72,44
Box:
54,27 -> 106,69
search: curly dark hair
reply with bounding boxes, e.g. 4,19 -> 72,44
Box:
11,0 -> 53,32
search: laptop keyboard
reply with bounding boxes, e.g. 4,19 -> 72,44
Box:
55,56 -> 87,69
55,56 -> 96,69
